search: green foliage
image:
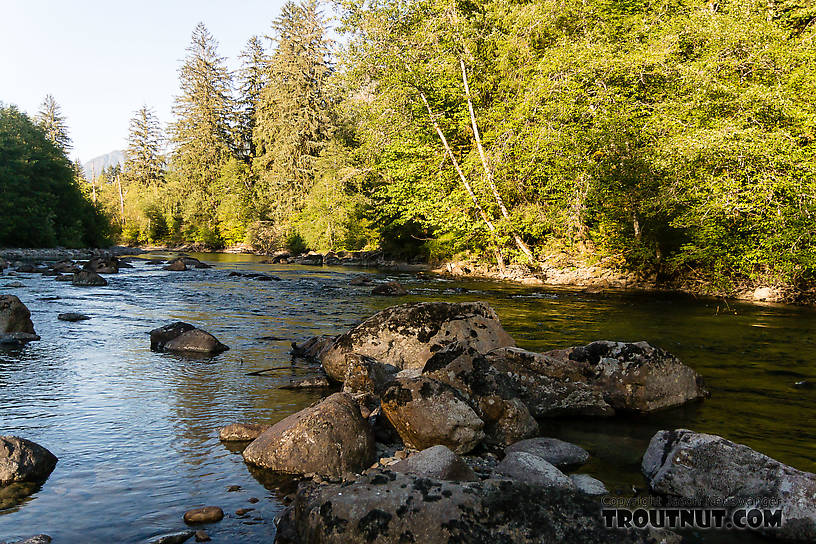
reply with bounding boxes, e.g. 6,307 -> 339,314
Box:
0,104 -> 109,247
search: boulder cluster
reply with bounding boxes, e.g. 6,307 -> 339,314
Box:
220,301 -> 724,543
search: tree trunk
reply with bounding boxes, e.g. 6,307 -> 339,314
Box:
418,90 -> 506,272
460,59 -> 537,266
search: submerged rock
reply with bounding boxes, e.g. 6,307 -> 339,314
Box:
380,376 -> 484,454
149,322 -> 228,355
643,429 -> 816,542
290,335 -> 335,361
371,281 -> 408,296
274,470 -> 660,544
0,436 -> 58,486
183,506 -> 224,524
242,393 -> 375,478
279,376 -> 333,390
319,301 -> 515,382
72,269 -> 108,286
57,312 -> 90,322
1,536 -> 53,544
505,437 -> 590,469
164,260 -> 187,271
84,255 -> 119,274
390,445 -> 478,481
150,532 -> 194,544
218,423 -> 269,442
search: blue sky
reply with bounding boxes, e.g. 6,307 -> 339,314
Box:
0,0 -> 291,162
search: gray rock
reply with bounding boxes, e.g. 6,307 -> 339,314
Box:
571,474 -> 608,495
505,437 -> 590,469
72,269 -> 108,286
218,423 -> 269,442
643,429 -> 816,542
381,376 -> 484,454
243,393 -> 375,478
274,470 -> 658,544
320,301 -> 515,381
494,451 -> 575,490
57,312 -> 90,322
0,436 -> 58,486
390,445 -> 478,481
149,322 -> 228,355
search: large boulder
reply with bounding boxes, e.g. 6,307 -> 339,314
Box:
0,295 -> 36,335
494,451 -> 576,490
243,393 -> 375,478
274,470 -> 660,544
544,341 -> 708,412
84,255 -> 118,274
424,341 -> 706,419
320,302 -> 515,382
643,429 -> 816,542
291,335 -> 335,360
390,445 -> 477,481
0,436 -> 58,486
149,322 -> 229,355
380,376 -> 484,454
72,270 -> 108,286
342,354 -> 398,395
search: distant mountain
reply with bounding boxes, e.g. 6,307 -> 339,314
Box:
83,150 -> 125,180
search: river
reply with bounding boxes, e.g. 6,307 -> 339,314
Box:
1,253 -> 814,543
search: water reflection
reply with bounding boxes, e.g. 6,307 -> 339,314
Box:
0,252 -> 814,543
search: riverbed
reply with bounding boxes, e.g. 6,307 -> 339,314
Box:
1,252 -> 814,543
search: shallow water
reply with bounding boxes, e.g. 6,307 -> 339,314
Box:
1,253 -> 814,543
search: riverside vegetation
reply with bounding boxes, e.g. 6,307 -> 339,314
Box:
2,0 -> 816,299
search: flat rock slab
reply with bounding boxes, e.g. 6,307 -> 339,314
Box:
505,437 -> 590,469
183,506 -> 224,525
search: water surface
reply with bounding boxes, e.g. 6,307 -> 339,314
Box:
1,253 -> 814,542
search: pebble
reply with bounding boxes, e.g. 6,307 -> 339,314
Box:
235,507 -> 254,516
227,485 -> 241,492
248,497 -> 259,504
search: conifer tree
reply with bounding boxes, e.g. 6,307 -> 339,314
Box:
35,94 -> 71,153
235,35 -> 267,163
125,106 -> 164,186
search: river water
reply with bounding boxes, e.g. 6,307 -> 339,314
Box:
1,253 -> 814,543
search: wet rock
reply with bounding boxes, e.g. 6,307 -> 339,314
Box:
342,354 -> 398,395
248,497 -> 259,503
183,506 -> 224,524
371,281 -> 408,296
84,255 -> 119,274
146,259 -> 165,265
643,429 -> 816,542
57,312 -> 91,322
391,445 -> 478,481
0,295 -> 36,336
274,470 -> 658,544
151,532 -> 194,544
15,264 -> 36,273
0,436 -> 58,486
294,252 -> 323,266
279,376 -> 332,390
227,485 -> 241,492
320,301 -> 515,381
505,437 -> 590,469
219,423 -> 270,442
2,282 -> 24,288
0,332 -> 41,345
149,322 -> 229,355
254,274 -> 281,281
290,335 -> 335,361
54,274 -> 73,282
194,530 -> 210,542
571,474 -> 608,495
380,376 -> 484,454
494,451 -> 575,490
72,269 -> 108,286
236,507 -> 254,516
51,260 -> 78,273
164,260 -> 187,271
0,257 -> 6,271
2,536 -> 53,544
349,275 -> 373,286
243,392 -> 375,478
544,341 -> 708,412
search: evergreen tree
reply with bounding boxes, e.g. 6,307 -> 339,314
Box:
168,22 -> 235,225
254,0 -> 333,221
35,94 -> 71,153
235,35 -> 267,163
125,106 -> 165,186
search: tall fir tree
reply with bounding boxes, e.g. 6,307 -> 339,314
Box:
125,106 -> 165,186
254,0 -> 332,221
235,35 -> 267,164
169,22 -> 235,221
35,94 -> 71,154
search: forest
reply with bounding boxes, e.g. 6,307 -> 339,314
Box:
4,0 -> 816,292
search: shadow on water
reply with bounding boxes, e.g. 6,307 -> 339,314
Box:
1,252 -> 814,542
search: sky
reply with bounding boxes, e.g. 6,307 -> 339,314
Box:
0,0 -> 291,162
